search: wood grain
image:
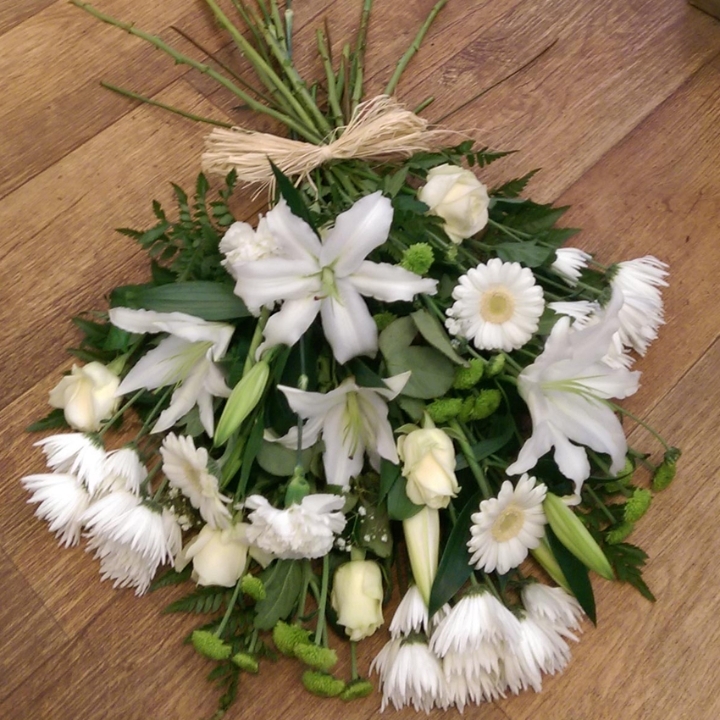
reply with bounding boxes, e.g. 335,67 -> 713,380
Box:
1,0 -> 719,718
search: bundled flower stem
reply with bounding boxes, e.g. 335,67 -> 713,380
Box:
23,0 -> 678,716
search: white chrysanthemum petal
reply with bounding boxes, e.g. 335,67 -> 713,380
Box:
244,494 -> 346,559
22,473 -> 91,546
86,536 -> 156,595
390,585 -> 429,638
521,583 -> 584,634
468,475 -> 547,575
160,433 -> 232,529
550,248 -> 591,286
101,447 -> 147,495
446,258 -> 544,352
35,433 -> 107,493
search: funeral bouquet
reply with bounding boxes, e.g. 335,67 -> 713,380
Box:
22,0 -> 680,716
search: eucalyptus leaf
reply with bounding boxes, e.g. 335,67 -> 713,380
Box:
378,316 -> 416,357
386,474 -> 423,521
379,459 -> 401,504
254,560 -> 304,630
256,440 -> 313,477
428,490 -> 481,617
411,309 -> 467,366
386,346 -> 455,399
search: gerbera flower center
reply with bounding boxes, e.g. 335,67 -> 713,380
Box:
491,504 -> 526,542
480,288 -> 515,324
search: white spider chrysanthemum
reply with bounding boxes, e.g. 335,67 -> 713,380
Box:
446,258 -> 544,352
160,434 -> 231,529
430,589 -> 521,658
550,248 -> 591,287
35,433 -> 106,493
610,255 -> 668,355
21,473 -> 91,547
219,216 -> 279,280
389,585 -> 430,638
371,637 -> 446,712
82,490 -> 181,593
100,446 -> 147,495
244,494 -> 346,559
467,474 -> 547,575
521,583 -> 584,635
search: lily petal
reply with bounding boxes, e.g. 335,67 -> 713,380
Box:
256,295 -> 322,358
152,360 -> 207,434
233,257 -> 321,311
320,192 -> 394,274
321,402 -> 364,488
320,281 -> 378,363
349,261 -> 438,301
264,199 -> 322,260
116,336 -> 189,394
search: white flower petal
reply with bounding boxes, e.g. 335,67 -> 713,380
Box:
233,257 -> 320,311
256,295 -> 322,358
264,198 -> 323,260
349,260 -> 438,301
321,402 -> 365,487
116,335 -> 190,394
320,281 -> 378,363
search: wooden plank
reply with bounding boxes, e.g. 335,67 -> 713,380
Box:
0,79 -> 228,410
690,0 -> 720,20
0,0 -> 223,199
0,547 -> 69,703
0,0 -> 55,37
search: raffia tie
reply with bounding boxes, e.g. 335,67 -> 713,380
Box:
201,95 -> 454,186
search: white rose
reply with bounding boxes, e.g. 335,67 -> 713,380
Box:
418,164 -> 490,243
176,524 -> 249,587
48,362 -> 120,432
331,560 -> 384,641
397,428 -> 459,509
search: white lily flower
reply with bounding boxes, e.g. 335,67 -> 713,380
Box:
274,372 -> 410,489
231,193 -> 438,363
109,308 -> 234,437
506,291 -> 640,491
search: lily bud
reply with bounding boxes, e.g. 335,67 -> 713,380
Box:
402,506 -> 440,605
530,535 -> 571,593
397,428 -> 459,509
543,493 -> 614,580
331,560 -> 384,642
48,362 -> 120,432
214,360 -> 270,445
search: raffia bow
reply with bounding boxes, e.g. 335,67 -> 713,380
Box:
201,95 -> 456,186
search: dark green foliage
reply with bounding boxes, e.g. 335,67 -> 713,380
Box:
163,586 -> 232,615
604,543 -> 656,602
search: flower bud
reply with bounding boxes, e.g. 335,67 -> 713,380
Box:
452,358 -> 485,389
426,398 -> 463,424
301,670 -> 345,697
191,630 -> 232,660
294,643 -> 338,671
543,493 -> 614,580
403,506 -> 440,605
232,651 -> 259,673
240,574 -> 266,601
175,523 -> 249,587
214,360 -> 270,446
418,164 -> 490,243
400,243 -> 434,275
652,447 -> 681,491
606,522 -> 634,545
48,362 -> 120,432
331,560 -> 384,642
272,621 -> 311,656
397,428 -> 459,509
340,679 -> 374,701
623,488 -> 652,523
530,536 -> 571,593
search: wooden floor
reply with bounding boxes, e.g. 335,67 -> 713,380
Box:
1,1 -> 719,718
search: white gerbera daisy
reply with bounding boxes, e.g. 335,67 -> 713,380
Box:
101,446 -> 147,495
35,433 -> 106,493
82,490 -> 181,582
21,473 -> 90,547
468,474 -> 547,574
610,255 -> 668,355
160,433 -> 231,529
390,585 -> 429,638
371,636 -> 446,712
244,493 -> 346,559
550,248 -> 591,286
446,258 -> 544,352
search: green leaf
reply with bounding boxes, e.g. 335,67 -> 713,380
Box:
494,241 -> 553,267
379,459 -> 400,504
545,526 -> 596,625
270,162 -> 318,233
236,412 -> 265,498
378,316 -> 416,357
454,414 -> 515,470
428,490 -> 481,617
109,281 -> 249,321
256,440 -> 313,477
383,166 -> 409,197
411,309 -> 467,366
604,542 -> 656,602
349,358 -> 388,389
254,560 -> 304,630
26,408 -> 68,433
386,474 -> 423,520
385,346 -> 455,399
492,170 -> 538,198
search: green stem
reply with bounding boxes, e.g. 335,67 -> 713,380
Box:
350,0 -> 374,111
487,218 -> 531,242
585,485 -> 617,524
101,82 -> 233,127
216,576 -> 245,637
98,388 -> 145,436
137,384 -> 175,437
314,554 -> 330,646
151,474 -> 168,502
606,402 -> 671,452
317,29 -> 344,125
413,95 -> 435,114
385,0 -> 448,95
70,2 -> 318,140
350,641 -> 359,681
244,307 -> 271,373
449,420 -> 493,499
